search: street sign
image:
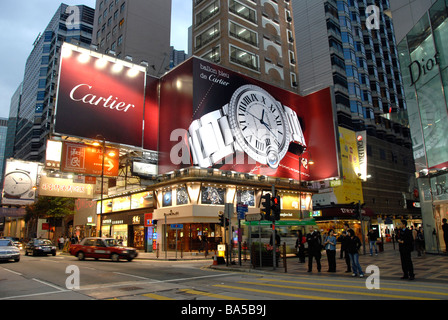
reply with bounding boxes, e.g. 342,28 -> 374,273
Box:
237,204 -> 248,220
61,142 -> 119,177
170,224 -> 183,229
245,213 -> 263,222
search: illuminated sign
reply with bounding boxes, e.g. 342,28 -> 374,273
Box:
39,176 -> 94,199
61,141 -> 119,177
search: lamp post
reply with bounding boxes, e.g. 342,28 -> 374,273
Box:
95,135 -> 106,238
299,151 -> 314,219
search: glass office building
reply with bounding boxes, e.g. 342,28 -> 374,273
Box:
397,0 -> 448,253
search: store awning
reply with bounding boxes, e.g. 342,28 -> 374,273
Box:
243,219 -> 317,226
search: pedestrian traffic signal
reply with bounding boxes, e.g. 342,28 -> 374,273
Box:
352,202 -> 365,220
272,196 -> 281,221
261,193 -> 271,220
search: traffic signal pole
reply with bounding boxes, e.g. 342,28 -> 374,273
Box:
272,185 -> 276,270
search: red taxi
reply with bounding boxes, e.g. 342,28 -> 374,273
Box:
69,237 -> 138,262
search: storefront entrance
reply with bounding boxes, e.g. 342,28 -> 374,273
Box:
165,223 -> 224,252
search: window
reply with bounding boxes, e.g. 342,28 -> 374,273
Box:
291,73 -> 298,87
195,0 -> 219,27
229,21 -> 258,47
120,2 -> 126,13
229,0 -> 256,24
195,23 -> 220,50
118,35 -> 123,46
202,46 -> 221,63
230,45 -> 259,71
289,50 -> 295,64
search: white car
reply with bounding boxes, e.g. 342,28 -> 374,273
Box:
0,239 -> 20,262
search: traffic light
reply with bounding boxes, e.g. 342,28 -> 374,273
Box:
272,196 -> 281,221
218,211 -> 225,227
261,193 -> 271,220
352,202 -> 365,220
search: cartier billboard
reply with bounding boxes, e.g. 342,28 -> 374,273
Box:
159,58 -> 339,181
54,43 -> 148,148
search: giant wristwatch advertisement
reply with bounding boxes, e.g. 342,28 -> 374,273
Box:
158,58 -> 339,182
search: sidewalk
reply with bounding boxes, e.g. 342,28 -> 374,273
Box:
207,242 -> 448,283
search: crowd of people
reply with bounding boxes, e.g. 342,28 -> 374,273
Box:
295,220 -> 423,280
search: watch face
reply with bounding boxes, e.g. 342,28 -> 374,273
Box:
4,171 -> 33,197
228,85 -> 291,169
176,187 -> 188,205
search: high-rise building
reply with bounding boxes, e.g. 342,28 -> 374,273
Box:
0,118 -> 8,182
4,83 -> 22,161
92,0 -> 172,77
391,0 -> 448,253
170,46 -> 188,69
292,0 -> 420,225
192,0 -> 300,91
13,4 -> 95,162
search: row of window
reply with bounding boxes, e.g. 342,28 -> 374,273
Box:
201,45 -> 298,87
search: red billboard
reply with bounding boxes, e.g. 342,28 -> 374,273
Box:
158,58 -> 339,181
54,43 -> 147,148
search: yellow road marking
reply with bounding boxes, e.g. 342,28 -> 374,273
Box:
261,278 -> 448,297
237,281 -> 436,300
213,284 -> 343,300
180,289 -> 247,300
143,293 -> 175,300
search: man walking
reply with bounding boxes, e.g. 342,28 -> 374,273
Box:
306,226 -> 322,272
397,220 -> 415,280
442,218 -> 448,253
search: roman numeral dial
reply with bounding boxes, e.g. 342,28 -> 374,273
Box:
228,85 -> 292,169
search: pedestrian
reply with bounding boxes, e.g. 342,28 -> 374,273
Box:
58,235 -> 65,250
347,229 -> 364,278
442,218 -> 448,253
416,226 -> 425,256
368,228 -> 378,256
324,229 -> 337,272
343,224 -> 352,273
306,226 -> 322,272
295,230 -> 306,263
397,220 -> 415,280
338,232 -> 346,259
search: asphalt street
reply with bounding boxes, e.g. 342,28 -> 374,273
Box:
1,248 -> 448,302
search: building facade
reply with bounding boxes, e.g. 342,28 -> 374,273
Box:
12,4 -> 94,163
92,0 -> 172,77
291,0 -> 420,233
192,0 -> 300,91
393,0 -> 448,253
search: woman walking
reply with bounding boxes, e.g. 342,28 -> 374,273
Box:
347,229 -> 364,278
324,229 -> 337,272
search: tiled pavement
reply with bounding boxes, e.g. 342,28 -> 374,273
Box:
205,243 -> 448,283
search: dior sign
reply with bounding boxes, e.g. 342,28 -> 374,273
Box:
408,53 -> 439,87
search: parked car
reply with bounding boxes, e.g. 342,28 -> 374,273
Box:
69,237 -> 138,262
0,239 -> 20,262
1,237 -> 23,250
25,239 -> 57,256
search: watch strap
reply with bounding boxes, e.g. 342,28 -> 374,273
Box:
284,105 -> 307,148
188,105 -> 236,168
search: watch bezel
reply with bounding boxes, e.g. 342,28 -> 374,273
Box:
227,84 -> 291,168
4,170 -> 33,197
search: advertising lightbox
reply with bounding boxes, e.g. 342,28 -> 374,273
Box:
54,43 -> 147,148
159,57 -> 339,181
2,160 -> 41,205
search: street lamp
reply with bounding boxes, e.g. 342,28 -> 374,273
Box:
299,151 -> 314,219
94,135 -> 106,238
